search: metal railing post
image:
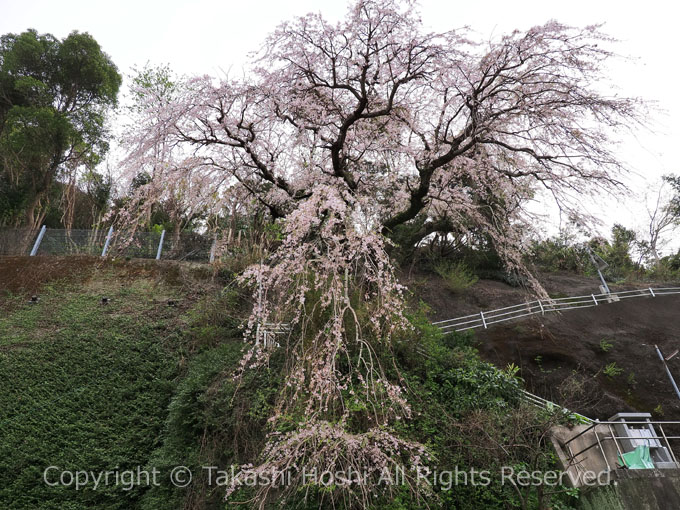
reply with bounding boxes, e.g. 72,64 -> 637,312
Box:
607,423 -> 625,466
649,287 -> 656,297
656,345 -> 680,402
101,226 -> 114,257
658,424 -> 679,467
597,269 -> 610,295
155,230 -> 166,260
593,426 -> 612,472
480,311 -> 487,329
29,225 -> 46,256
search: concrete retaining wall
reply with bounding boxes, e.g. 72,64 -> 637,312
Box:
580,470 -> 680,510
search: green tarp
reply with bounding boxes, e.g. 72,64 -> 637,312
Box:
618,445 -> 655,469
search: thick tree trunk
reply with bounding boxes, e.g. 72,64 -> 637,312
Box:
171,221 -> 182,256
22,193 -> 44,231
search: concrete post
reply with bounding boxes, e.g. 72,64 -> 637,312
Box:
155,230 -> 166,260
101,226 -> 114,257
29,225 -> 46,256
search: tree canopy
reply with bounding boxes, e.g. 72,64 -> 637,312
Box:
0,28 -> 121,228
121,1 -> 641,276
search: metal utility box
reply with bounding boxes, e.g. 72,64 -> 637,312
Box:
609,413 -> 677,469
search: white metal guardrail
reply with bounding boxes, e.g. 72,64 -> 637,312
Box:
433,287 -> 680,333
256,322 -> 291,347
521,390 -> 594,423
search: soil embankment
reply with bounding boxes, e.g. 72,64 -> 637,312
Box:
410,270 -> 680,420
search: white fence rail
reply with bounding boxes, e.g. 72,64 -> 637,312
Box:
521,390 -> 594,423
433,287 -> 680,333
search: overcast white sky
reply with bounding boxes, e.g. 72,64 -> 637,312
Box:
2,0 -> 678,249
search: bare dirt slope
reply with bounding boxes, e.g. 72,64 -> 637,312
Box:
409,270 -> 680,421
0,255 -> 215,295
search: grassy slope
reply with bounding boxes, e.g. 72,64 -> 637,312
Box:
0,264 -> 196,509
0,258 -> 580,510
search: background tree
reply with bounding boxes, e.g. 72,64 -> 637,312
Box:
589,224 -> 638,280
667,175 -> 680,212
636,174 -> 680,266
0,29 -> 121,229
113,64 -> 225,245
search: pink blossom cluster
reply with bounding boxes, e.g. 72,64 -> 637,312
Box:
239,185 -> 410,418
224,420 -> 431,508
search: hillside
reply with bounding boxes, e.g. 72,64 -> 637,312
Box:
2,255 -> 679,509
4,256 -> 564,510
409,270 -> 680,420
0,256 -> 234,509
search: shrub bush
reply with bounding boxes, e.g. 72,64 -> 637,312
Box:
434,260 -> 479,293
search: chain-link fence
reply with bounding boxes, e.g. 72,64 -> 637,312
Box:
157,231 -> 214,261
0,227 -> 217,262
0,229 -> 36,256
35,228 -> 110,256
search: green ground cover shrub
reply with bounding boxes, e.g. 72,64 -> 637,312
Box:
0,276 -> 186,509
434,261 -> 479,293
